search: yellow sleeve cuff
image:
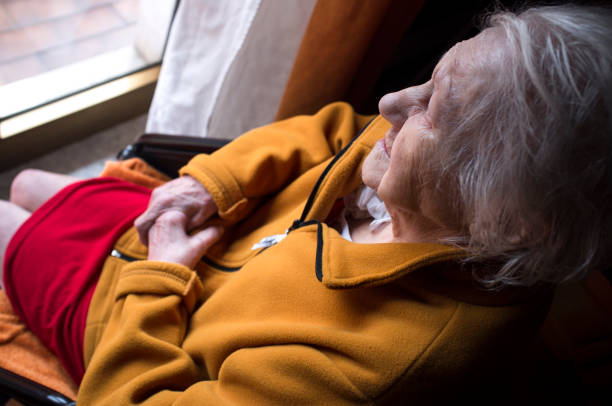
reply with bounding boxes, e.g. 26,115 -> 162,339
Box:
115,261 -> 204,312
180,154 -> 249,222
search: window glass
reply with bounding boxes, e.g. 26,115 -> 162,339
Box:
0,0 -> 177,121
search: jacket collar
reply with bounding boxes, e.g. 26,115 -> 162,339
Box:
314,222 -> 465,289
310,222 -> 550,306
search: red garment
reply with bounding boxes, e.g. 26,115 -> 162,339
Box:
2,177 -> 151,384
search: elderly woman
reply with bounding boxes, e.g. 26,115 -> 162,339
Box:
1,4 -> 611,404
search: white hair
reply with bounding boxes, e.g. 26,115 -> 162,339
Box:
429,4 -> 612,288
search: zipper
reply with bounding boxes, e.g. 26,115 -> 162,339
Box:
111,247 -> 243,272
290,117 -> 375,231
110,249 -> 140,262
202,256 -> 241,272
290,119 -> 374,281
315,222 -> 324,281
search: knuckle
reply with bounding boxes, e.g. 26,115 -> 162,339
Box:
150,187 -> 162,197
158,210 -> 185,225
134,214 -> 150,229
155,194 -> 172,206
134,215 -> 144,226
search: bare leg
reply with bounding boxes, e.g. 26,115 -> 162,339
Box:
10,169 -> 80,213
0,200 -> 30,289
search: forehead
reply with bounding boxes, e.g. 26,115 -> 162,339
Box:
434,28 -> 505,79
429,29 -> 506,124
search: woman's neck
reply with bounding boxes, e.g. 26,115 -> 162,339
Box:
349,207 -> 454,244
348,217 -> 394,243
390,206 -> 456,243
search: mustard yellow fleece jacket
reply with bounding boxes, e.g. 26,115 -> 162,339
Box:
79,103 -> 551,405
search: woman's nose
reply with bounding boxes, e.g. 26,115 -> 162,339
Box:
378,82 -> 433,128
378,91 -> 409,128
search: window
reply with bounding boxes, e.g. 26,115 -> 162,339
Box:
0,0 -> 177,168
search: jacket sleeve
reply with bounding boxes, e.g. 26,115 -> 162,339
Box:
179,102 -> 373,223
78,261 -> 370,406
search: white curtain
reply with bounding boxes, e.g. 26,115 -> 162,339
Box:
146,0 -> 317,139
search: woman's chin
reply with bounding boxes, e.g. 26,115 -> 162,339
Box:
361,148 -> 388,191
362,173 -> 379,191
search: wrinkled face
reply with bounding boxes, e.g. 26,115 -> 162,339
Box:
362,29 -> 501,224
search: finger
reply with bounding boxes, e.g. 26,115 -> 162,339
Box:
188,226 -> 224,256
137,181 -> 181,242
134,211 -> 155,246
147,211 -> 188,248
186,202 -> 217,230
135,189 -> 175,245
156,210 -> 188,234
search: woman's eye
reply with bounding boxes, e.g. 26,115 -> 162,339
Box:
426,111 -> 434,128
418,110 -> 433,129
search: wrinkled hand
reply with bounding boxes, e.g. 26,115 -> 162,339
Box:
147,211 -> 223,268
135,175 -> 217,246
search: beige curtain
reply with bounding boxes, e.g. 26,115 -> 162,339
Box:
147,0 -> 317,139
